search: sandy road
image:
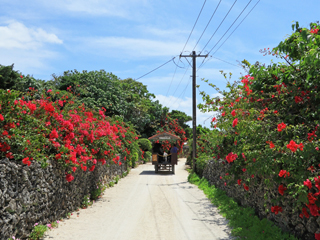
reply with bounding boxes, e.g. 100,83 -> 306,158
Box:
44,158 -> 232,240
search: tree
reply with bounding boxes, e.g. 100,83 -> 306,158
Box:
168,110 -> 192,138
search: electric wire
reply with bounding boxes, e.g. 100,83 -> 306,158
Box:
192,0 -> 222,51
212,0 -> 260,55
165,0 -> 206,106
166,65 -> 191,109
135,57 -> 176,81
206,0 -> 252,55
200,0 -> 238,54
165,64 -> 179,97
198,0 -> 259,70
181,0 -> 207,53
175,76 -> 192,110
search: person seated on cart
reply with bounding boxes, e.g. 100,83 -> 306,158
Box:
170,144 -> 179,154
163,152 -> 168,162
152,143 -> 164,163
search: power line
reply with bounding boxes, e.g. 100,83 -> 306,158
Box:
175,76 -> 192,109
165,64 -> 178,97
166,65 -> 190,109
135,57 -> 176,80
206,0 -> 253,55
192,0 -> 222,51
212,0 -> 260,55
181,0 -> 207,53
200,0 -> 238,54
198,0 -> 259,70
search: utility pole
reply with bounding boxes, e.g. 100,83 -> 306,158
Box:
180,51 -> 207,172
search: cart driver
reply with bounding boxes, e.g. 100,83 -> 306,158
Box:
170,144 -> 178,154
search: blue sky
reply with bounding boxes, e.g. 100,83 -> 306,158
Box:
0,0 -> 319,128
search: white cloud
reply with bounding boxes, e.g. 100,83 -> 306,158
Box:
155,94 -> 215,128
0,20 -> 63,78
0,21 -> 63,50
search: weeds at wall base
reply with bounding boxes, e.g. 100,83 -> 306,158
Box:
188,173 -> 298,240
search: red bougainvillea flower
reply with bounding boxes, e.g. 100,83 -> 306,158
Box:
66,173 -> 74,182
220,176 -> 222,179
231,110 -> 236,117
271,206 -> 283,215
0,114 -> 4,121
211,117 -> 216,122
277,122 -> 286,132
20,75 -> 23,78
304,179 -> 312,189
237,179 -> 242,185
269,141 -> 275,149
311,28 -> 319,34
232,118 -> 238,127
316,147 -> 319,151
222,112 -> 226,117
22,157 -> 31,166
279,170 -> 290,178
242,168 -> 247,172
243,184 -> 249,191
286,140 -> 304,152
49,128 -> 59,139
299,207 -> 310,219
278,185 -> 287,195
225,152 -> 238,163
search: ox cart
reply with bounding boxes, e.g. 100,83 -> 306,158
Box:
148,131 -> 180,174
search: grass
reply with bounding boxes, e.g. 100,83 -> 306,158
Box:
188,173 -> 298,240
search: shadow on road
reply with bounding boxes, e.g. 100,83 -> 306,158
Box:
139,170 -> 174,176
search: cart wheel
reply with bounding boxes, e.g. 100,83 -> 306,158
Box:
172,164 -> 175,174
155,165 -> 158,173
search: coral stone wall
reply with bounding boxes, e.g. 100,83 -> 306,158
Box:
0,157 -> 126,240
202,159 -> 319,240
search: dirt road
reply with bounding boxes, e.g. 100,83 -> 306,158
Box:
44,158 -> 232,240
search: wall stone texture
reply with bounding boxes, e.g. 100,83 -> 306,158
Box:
0,157 -> 127,240
202,159 -> 319,240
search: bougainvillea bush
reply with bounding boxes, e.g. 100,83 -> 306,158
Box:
197,22 -> 320,238
154,114 -> 187,154
0,87 -> 139,182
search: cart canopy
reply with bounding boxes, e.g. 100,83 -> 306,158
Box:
148,131 -> 181,141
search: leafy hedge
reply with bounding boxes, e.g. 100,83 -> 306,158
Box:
0,87 -> 139,181
197,21 -> 320,228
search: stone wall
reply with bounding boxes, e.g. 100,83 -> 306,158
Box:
202,159 -> 319,240
0,157 -> 127,240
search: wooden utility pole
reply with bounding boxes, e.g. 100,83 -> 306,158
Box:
180,51 -> 207,172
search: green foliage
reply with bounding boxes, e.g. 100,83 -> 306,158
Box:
144,151 -> 152,162
114,175 -> 120,184
0,64 -> 21,90
52,69 -> 127,115
188,173 -> 298,240
28,224 -> 48,240
131,151 -> 139,168
81,194 -> 92,208
168,110 -> 192,138
195,154 -> 209,177
196,21 -> 320,216
91,181 -> 106,200
138,138 -> 152,151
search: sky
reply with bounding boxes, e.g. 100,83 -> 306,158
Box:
0,0 -> 319,128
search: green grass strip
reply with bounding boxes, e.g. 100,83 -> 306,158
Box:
188,173 -> 299,240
